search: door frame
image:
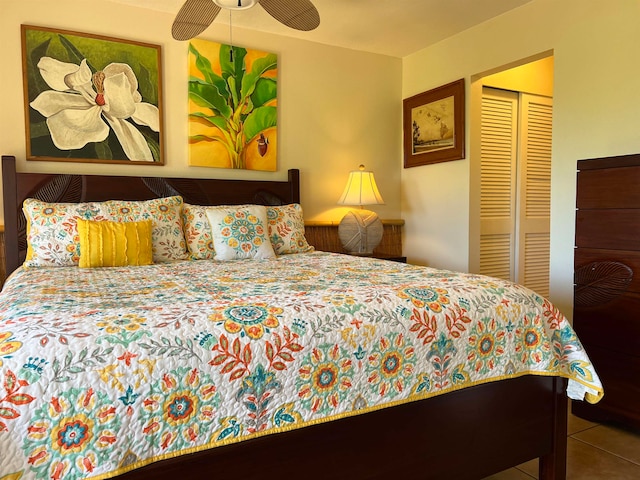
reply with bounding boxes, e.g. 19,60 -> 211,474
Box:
469,51 -> 554,275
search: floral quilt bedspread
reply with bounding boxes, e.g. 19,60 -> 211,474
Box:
0,252 -> 603,479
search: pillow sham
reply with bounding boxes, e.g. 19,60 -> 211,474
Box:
182,203 -> 216,260
104,197 -> 187,263
24,199 -> 108,267
266,204 -> 314,255
205,205 -> 276,260
77,219 -> 153,268
23,196 -> 187,267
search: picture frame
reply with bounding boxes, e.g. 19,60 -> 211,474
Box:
21,25 -> 164,165
403,78 -> 465,168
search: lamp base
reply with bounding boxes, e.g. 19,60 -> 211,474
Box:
338,209 -> 383,255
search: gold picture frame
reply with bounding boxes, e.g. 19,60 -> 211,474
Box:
21,25 -> 164,165
403,78 -> 465,168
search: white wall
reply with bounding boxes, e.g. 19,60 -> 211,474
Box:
402,0 -> 640,316
0,0 -> 402,223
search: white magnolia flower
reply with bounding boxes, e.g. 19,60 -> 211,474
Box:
30,57 -> 160,161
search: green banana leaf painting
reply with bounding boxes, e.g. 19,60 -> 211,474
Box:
188,39 -> 277,171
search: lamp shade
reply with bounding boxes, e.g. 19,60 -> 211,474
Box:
337,165 -> 385,255
337,166 -> 385,206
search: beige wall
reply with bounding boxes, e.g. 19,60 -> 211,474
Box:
402,0 -> 640,316
0,0 -> 402,223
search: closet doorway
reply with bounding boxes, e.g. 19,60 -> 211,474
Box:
469,55 -> 554,297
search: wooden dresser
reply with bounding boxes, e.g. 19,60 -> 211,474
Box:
572,153 -> 640,429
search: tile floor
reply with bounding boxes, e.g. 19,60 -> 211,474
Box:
484,410 -> 640,479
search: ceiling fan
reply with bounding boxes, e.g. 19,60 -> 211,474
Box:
172,0 -> 320,41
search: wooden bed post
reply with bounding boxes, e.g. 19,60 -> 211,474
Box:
539,376 -> 569,479
288,168 -> 300,204
2,156 -> 19,276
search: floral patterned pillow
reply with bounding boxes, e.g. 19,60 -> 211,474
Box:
23,199 -> 107,267
205,205 -> 276,260
183,203 -> 313,259
266,204 -> 314,255
23,196 -> 187,267
182,203 -> 216,260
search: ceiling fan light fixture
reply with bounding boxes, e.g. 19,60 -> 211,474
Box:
213,0 -> 258,10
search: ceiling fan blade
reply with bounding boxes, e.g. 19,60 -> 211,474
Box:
172,0 -> 222,41
259,0 -> 320,31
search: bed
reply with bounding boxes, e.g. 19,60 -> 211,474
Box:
0,154 -> 602,480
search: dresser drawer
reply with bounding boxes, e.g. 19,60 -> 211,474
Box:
575,209 -> 640,250
573,291 -> 640,356
577,165 -> 640,209
574,248 -> 640,295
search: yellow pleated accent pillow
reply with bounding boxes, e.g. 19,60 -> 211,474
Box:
77,219 -> 154,268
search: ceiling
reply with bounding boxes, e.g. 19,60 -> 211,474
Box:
108,0 -> 532,57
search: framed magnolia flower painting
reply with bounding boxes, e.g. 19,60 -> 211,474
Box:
21,25 -> 164,165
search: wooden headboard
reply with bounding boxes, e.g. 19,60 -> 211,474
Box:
1,155 -> 300,276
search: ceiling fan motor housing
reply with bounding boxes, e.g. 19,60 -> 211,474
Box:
213,0 -> 258,10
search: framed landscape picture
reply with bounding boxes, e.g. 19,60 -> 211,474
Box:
21,25 -> 164,165
403,78 -> 465,168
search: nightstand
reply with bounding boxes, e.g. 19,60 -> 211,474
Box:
304,220 -> 405,260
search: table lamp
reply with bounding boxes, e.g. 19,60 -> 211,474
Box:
337,165 -> 385,255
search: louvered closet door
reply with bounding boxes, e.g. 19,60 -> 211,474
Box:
479,88 -> 518,281
515,94 -> 552,297
479,88 -> 552,297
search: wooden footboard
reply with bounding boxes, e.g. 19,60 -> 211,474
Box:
117,376 -> 567,480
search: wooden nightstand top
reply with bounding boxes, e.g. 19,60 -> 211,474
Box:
357,253 -> 406,263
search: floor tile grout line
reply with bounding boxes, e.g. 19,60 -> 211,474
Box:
514,466 -> 537,479
570,436 -> 640,468
567,424 -> 599,437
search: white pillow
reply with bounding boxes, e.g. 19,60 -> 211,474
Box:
205,205 -> 276,260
